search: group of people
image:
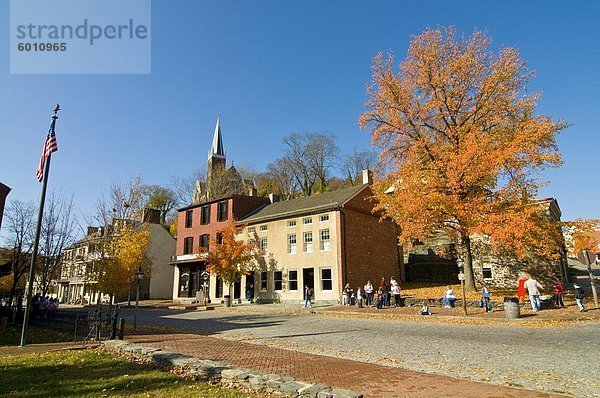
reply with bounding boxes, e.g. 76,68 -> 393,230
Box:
340,277 -> 403,309
518,276 -> 587,312
31,293 -> 59,318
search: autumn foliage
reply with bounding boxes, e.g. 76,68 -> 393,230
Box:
360,27 -> 567,290
204,219 -> 260,292
96,227 -> 150,297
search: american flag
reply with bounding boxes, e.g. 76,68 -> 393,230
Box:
36,129 -> 58,182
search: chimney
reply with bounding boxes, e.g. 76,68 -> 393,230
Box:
248,186 -> 257,197
86,226 -> 97,236
143,208 -> 161,224
362,169 -> 373,185
268,193 -> 280,203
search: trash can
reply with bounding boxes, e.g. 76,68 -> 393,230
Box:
503,297 -> 520,319
224,295 -> 232,307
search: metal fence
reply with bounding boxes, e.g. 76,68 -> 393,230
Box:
27,305 -> 120,342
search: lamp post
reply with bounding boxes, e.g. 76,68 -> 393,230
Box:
133,266 -> 144,329
457,258 -> 467,316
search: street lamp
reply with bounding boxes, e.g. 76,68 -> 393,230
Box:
457,258 -> 467,316
133,266 -> 144,329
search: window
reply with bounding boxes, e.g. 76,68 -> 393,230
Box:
287,220 -> 296,228
217,201 -> 228,222
215,275 -> 223,298
274,271 -> 283,291
201,205 -> 211,224
183,237 -> 194,254
319,214 -> 329,222
288,270 -> 298,291
303,232 -> 313,253
185,210 -> 193,228
320,229 -> 330,251
287,234 -> 297,254
260,271 -> 268,290
321,268 -> 332,291
200,234 -> 210,249
248,226 -> 256,234
482,267 -> 493,279
259,225 -> 268,231
179,268 -> 190,296
216,232 -> 224,245
259,237 -> 268,254
303,217 -> 312,225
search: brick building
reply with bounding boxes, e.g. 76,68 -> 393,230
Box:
238,171 -> 403,304
172,194 -> 269,302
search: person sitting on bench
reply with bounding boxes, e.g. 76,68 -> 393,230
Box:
442,286 -> 457,308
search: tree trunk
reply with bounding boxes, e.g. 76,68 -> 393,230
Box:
462,235 -> 477,292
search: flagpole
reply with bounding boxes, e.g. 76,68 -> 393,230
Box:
19,106 -> 59,347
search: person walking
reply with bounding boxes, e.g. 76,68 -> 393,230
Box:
481,284 -> 492,312
574,283 -> 585,312
304,285 -> 313,308
553,281 -> 565,307
364,280 -> 374,308
524,276 -> 544,311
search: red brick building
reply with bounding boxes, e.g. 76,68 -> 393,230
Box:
172,194 -> 269,301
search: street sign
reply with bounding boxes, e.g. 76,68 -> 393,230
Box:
458,273 -> 465,281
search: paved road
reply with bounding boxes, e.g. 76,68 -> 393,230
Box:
121,307 -> 600,397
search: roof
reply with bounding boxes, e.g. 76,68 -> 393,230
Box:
208,116 -> 225,160
239,184 -> 369,225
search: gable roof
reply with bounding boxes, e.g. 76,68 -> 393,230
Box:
239,184 -> 369,225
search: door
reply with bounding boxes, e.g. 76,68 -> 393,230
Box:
245,271 -> 255,300
233,279 -> 241,299
303,268 -> 314,299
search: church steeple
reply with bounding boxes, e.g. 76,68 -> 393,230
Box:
208,116 -> 225,160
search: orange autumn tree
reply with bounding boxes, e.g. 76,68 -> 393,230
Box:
569,218 -> 600,255
204,219 -> 260,300
360,27 -> 567,291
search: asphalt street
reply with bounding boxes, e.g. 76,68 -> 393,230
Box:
120,307 -> 600,397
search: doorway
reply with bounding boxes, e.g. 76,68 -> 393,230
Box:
303,267 -> 314,299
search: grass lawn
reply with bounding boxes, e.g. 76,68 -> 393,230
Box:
0,349 -> 255,397
1,325 -> 73,346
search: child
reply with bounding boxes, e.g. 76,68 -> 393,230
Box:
553,281 -> 565,307
481,284 -> 492,312
420,302 -> 430,316
356,288 -> 363,308
376,288 -> 384,309
574,284 -> 585,312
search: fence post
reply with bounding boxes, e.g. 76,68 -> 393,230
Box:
118,318 -> 125,340
74,314 -> 79,342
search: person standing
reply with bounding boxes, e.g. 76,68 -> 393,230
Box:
356,287 -> 363,308
481,284 -> 492,312
553,281 -> 565,307
517,278 -> 527,303
574,284 -> 585,312
343,283 -> 352,306
364,280 -> 374,308
391,283 -> 401,307
376,287 -> 384,309
524,276 -> 544,311
304,285 -> 313,308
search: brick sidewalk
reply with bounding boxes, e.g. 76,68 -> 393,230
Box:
0,342 -> 98,357
127,333 -> 558,398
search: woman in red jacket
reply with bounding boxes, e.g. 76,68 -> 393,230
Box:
517,278 -> 527,303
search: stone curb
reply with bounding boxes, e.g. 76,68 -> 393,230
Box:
103,340 -> 363,398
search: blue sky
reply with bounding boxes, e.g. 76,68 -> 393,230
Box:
0,0 -> 598,228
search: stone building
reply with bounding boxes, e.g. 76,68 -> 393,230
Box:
405,198 -> 569,287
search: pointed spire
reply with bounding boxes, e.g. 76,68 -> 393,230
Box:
208,116 -> 225,160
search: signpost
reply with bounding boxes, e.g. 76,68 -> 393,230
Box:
457,259 -> 467,316
578,250 -> 599,307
